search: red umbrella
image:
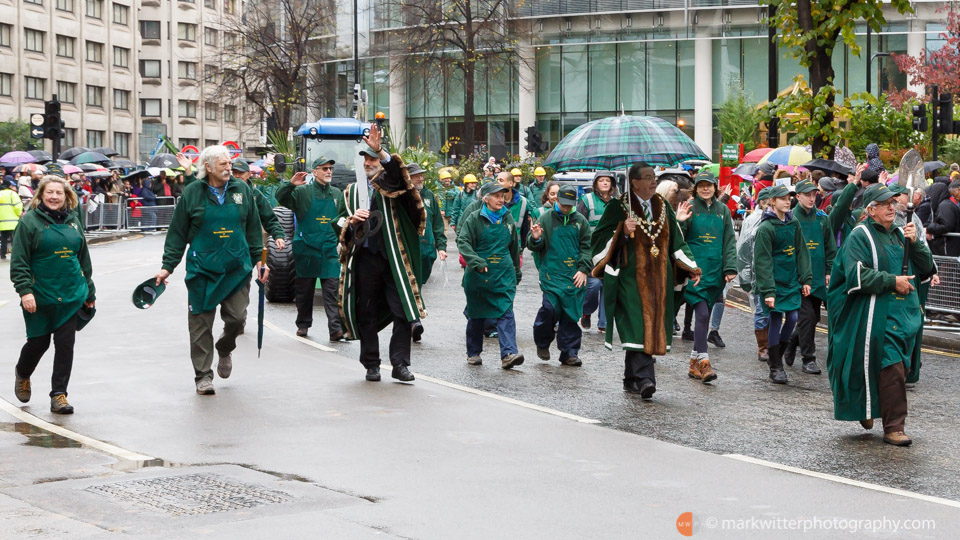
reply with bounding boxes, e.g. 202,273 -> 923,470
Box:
742,147 -> 773,163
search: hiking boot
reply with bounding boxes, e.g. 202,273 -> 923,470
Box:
50,394 -> 74,414
391,365 -> 415,382
14,368 -> 30,403
859,419 -> 874,430
411,321 -> 424,343
560,356 -> 582,367
329,331 -> 345,342
296,327 -> 308,337
217,353 -> 232,379
883,431 -> 912,447
638,380 -> 656,400
768,343 -> 788,384
484,331 -> 498,339
467,356 -> 482,365
755,328 -> 769,362
580,314 -> 591,329
802,359 -> 822,375
365,367 -> 381,381
537,347 -> 550,361
681,329 -> 694,342
688,357 -> 702,380
698,358 -> 717,383
196,379 -> 216,395
673,320 -> 681,335
783,335 -> 798,366
707,330 -> 726,348
501,353 -> 524,370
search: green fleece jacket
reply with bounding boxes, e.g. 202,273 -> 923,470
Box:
526,207 -> 592,273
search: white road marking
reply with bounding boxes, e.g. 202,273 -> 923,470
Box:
0,398 -> 155,462
263,319 -> 338,352
725,453 -> 960,509
0,301 -> 7,308
103,261 -> 156,275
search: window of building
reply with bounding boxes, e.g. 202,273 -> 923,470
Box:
87,85 -> 104,107
224,105 -> 236,123
57,0 -> 74,12
0,73 -> 11,96
56,35 -> 75,58
25,76 -> 45,100
86,0 -> 102,19
204,27 -> 217,46
177,23 -> 196,42
140,98 -> 161,116
86,41 -> 103,63
204,102 -> 217,120
114,132 -> 129,157
180,138 -> 199,148
224,0 -> 235,14
204,139 -> 218,148
0,24 -> 10,48
113,3 -> 129,25
57,81 -> 76,104
178,100 -> 197,118
204,0 -> 214,7
114,89 -> 129,110
223,32 -> 237,48
113,46 -> 129,68
178,61 -> 197,80
24,29 -> 45,53
62,128 -> 75,147
203,64 -> 217,83
140,20 -> 160,40
25,0 -> 43,6
87,129 -> 104,147
139,59 -> 161,78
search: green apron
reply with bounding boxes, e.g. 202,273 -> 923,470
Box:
24,222 -> 88,338
880,241 -> 922,370
764,221 -> 802,314
539,219 -> 585,321
293,194 -> 340,279
683,205 -> 725,308
184,198 -> 252,314
798,218 -> 828,301
463,219 -> 516,319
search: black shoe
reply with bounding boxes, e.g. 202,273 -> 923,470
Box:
673,320 -> 681,335
783,337 -> 798,367
580,314 -> 591,329
767,343 -> 788,384
707,330 -> 726,348
411,321 -> 424,343
560,356 -> 582,367
365,367 -> 381,382
681,329 -> 694,342
330,331 -> 345,342
623,379 -> 642,394
802,359 -> 822,375
638,380 -> 657,400
769,368 -> 788,384
392,365 -> 415,382
296,327 -> 308,337
537,347 -> 550,360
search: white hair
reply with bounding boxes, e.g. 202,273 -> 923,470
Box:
197,145 -> 231,179
656,180 -> 677,199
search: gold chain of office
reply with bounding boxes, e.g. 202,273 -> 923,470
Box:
622,193 -> 666,257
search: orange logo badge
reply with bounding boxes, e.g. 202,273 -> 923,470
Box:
676,512 -> 693,536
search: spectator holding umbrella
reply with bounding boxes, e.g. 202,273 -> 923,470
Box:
140,177 -> 158,230
10,175 -> 96,414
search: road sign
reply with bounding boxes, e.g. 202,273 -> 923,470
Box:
30,126 -> 44,139
30,113 -> 44,127
721,144 -> 743,162
222,141 -> 241,158
180,145 -> 200,163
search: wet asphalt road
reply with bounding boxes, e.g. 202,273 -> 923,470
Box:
268,229 -> 960,503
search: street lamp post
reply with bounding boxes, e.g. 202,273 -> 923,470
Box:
867,52 -> 891,98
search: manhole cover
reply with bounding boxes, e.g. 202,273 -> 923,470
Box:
84,473 -> 291,516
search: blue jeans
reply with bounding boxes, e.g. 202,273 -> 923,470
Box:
751,293 -> 770,330
466,310 -> 518,358
709,283 -> 731,331
583,277 -> 607,329
533,295 -> 582,360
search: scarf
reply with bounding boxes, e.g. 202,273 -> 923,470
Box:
38,202 -> 70,224
480,203 -> 508,224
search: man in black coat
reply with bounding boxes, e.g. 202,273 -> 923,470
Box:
927,179 -> 960,256
925,175 -> 952,225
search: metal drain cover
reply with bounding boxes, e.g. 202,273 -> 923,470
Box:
84,472 -> 291,516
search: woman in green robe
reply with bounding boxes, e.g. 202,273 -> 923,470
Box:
11,176 -> 95,414
827,184 -> 934,446
678,171 -> 737,384
753,185 -> 812,385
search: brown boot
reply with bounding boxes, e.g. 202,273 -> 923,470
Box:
883,431 -> 912,446
698,358 -> 717,383
755,328 -> 769,362
688,357 -> 701,379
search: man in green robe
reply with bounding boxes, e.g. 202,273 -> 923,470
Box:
827,183 -> 935,447
528,185 -> 591,366
335,125 -> 426,383
155,145 -> 266,395
276,157 -> 345,341
783,179 -> 836,375
590,162 -> 700,399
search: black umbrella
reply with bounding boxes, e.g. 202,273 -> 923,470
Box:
733,163 -> 759,176
79,163 -> 101,172
148,153 -> 178,168
239,157 -> 257,164
69,151 -> 112,165
122,169 -> 151,182
924,161 -> 946,174
59,147 -> 90,161
112,159 -> 137,168
28,150 -> 53,163
801,158 -> 853,177
91,146 -> 119,157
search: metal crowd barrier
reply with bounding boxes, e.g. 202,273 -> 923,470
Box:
927,255 -> 960,316
81,201 -> 123,230
125,197 -> 176,230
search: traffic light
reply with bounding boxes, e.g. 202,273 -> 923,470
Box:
912,103 -> 928,132
937,93 -> 954,135
524,126 -> 548,154
43,97 -> 64,140
767,116 -> 779,149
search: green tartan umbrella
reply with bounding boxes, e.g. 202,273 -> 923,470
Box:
543,115 -> 708,172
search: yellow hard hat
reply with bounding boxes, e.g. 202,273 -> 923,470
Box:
463,173 -> 478,184
439,170 -> 452,180
511,168 -> 523,176
534,167 -> 546,176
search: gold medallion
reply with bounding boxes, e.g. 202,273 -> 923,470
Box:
650,245 -> 660,257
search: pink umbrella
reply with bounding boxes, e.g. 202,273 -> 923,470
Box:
13,163 -> 45,174
62,164 -> 83,174
0,151 -> 37,163
742,147 -> 773,163
250,164 -> 262,174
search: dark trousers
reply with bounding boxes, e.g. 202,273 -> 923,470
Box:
294,276 -> 342,335
533,295 -> 581,361
879,362 -> 908,434
788,295 -> 822,361
355,248 -> 411,369
624,350 -> 656,386
466,311 -> 518,358
691,301 -> 710,354
0,229 -> 12,258
17,314 -> 77,396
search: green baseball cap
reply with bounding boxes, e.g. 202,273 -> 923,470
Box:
132,278 -> 167,309
557,185 -> 578,205
693,170 -> 718,186
358,148 -> 380,159
311,157 -> 335,169
479,182 -> 507,198
75,305 -> 96,331
765,185 -> 790,199
794,179 -> 818,194
756,186 -> 774,201
862,183 -> 897,206
231,160 -> 250,173
887,183 -> 907,195
46,162 -> 65,178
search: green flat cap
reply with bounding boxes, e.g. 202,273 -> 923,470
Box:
794,179 -> 818,194
132,278 -> 167,309
311,157 -> 335,169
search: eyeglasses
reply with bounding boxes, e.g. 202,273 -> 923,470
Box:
316,166 -> 333,172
